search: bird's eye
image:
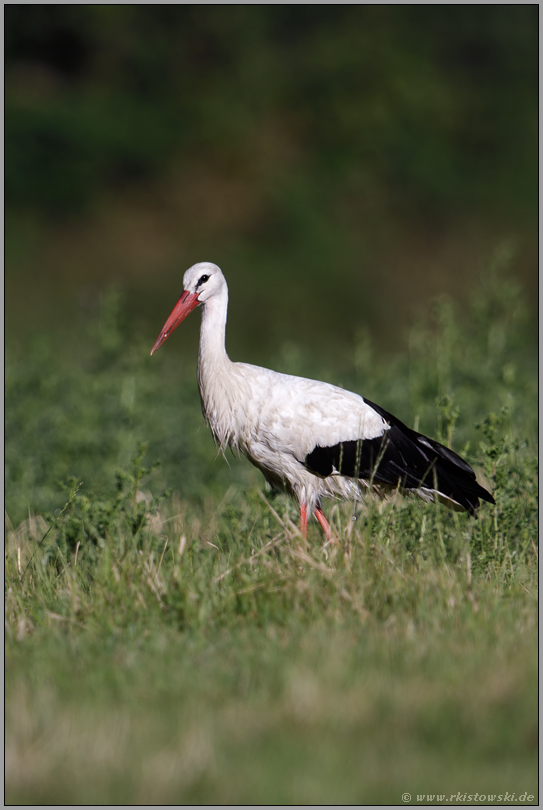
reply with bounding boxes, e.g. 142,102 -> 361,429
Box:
197,274 -> 209,287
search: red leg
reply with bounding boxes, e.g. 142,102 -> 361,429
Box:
315,506 -> 334,543
299,503 -> 308,538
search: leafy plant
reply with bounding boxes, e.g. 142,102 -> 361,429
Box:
5,265 -> 538,805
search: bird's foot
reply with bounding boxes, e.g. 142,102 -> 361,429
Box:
299,503 -> 308,546
315,507 -> 339,546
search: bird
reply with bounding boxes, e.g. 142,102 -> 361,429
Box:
150,262 -> 494,541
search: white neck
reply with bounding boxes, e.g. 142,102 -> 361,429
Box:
198,289 -> 229,368
196,287 -> 236,446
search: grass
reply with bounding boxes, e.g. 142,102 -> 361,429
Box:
5,261 -> 538,805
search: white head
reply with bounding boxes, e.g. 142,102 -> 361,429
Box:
181,262 -> 226,304
150,261 -> 227,355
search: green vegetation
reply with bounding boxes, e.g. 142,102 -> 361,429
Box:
5,6 -> 538,355
5,6 -> 538,804
5,6 -> 538,220
5,264 -> 538,804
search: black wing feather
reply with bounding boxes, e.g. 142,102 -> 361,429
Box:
304,397 -> 495,515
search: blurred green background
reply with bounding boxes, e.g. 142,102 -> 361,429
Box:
5,5 -> 538,361
5,9 -> 539,805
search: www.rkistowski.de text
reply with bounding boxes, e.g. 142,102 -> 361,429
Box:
401,792 -> 535,803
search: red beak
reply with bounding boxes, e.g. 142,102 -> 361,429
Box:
150,291 -> 200,355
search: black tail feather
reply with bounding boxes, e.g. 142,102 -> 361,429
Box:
363,398 -> 495,514
304,398 -> 495,515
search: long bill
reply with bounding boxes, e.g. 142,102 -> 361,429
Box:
150,290 -> 200,355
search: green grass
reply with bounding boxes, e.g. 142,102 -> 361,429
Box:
5,265 -> 538,805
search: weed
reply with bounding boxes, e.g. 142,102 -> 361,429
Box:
5,267 -> 538,804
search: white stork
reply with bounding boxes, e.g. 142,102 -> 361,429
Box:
151,262 -> 494,541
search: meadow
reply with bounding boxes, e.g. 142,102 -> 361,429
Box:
5,260 -> 538,805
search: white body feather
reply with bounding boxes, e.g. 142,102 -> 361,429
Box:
196,265 -> 387,512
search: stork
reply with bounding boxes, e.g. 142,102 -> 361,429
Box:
151,262 -> 494,541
